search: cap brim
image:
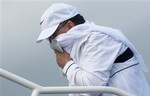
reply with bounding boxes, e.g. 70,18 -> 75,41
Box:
36,24 -> 59,43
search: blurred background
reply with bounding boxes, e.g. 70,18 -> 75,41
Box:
0,0 -> 150,96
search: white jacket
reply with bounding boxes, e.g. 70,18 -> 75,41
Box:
55,21 -> 150,96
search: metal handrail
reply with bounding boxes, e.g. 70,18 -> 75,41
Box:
0,68 -> 134,96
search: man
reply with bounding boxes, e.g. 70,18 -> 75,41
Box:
37,3 -> 150,96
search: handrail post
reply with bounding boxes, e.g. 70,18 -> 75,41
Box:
31,89 -> 40,96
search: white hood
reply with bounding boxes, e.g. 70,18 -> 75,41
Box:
55,21 -> 149,72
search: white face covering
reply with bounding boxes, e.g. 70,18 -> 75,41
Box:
49,39 -> 63,52
53,21 -> 91,63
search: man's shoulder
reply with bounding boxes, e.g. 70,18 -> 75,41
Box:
93,25 -> 120,33
86,26 -> 122,45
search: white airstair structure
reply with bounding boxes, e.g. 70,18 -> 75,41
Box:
0,68 -> 134,96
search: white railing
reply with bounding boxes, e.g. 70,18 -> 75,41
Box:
0,68 -> 134,96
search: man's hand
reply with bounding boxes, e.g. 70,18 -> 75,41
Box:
54,50 -> 72,68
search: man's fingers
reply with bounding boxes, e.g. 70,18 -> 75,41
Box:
54,50 -> 61,54
54,50 -> 66,54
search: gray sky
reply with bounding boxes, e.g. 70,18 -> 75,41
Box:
1,0 -> 150,96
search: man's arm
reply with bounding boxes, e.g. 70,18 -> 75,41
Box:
55,33 -> 123,86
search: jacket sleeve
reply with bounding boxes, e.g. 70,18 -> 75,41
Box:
63,32 -> 123,87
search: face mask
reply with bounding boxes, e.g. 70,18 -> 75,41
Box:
50,39 -> 63,53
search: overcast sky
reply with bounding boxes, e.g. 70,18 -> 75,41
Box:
1,0 -> 150,96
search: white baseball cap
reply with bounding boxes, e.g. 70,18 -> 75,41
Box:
36,3 -> 78,43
